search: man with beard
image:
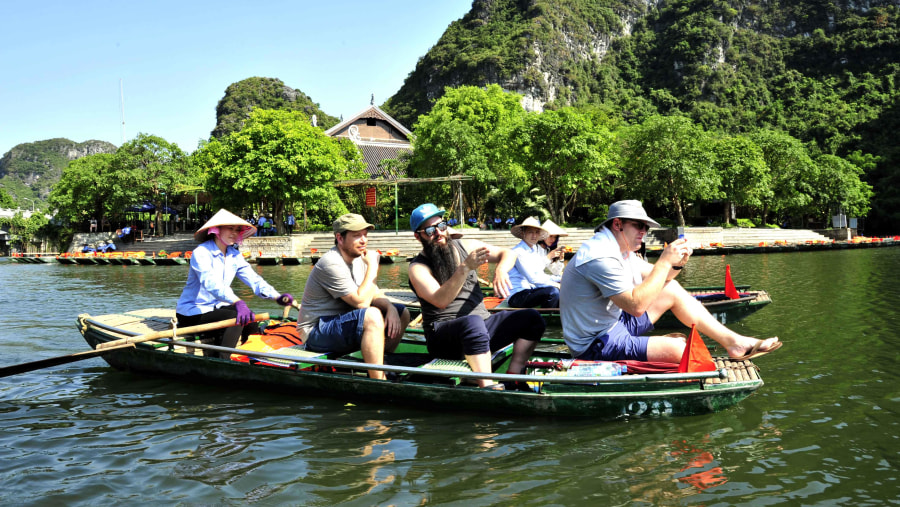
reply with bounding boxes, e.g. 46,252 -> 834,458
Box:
299,213 -> 410,380
560,200 -> 782,363
407,203 -> 545,390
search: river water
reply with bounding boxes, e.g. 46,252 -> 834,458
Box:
0,248 -> 897,505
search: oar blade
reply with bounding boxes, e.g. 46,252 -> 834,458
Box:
0,344 -> 135,379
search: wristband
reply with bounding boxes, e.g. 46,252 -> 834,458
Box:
672,265 -> 684,271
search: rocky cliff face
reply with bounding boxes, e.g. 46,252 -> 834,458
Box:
211,77 -> 340,139
383,0 -> 654,126
0,138 -> 117,201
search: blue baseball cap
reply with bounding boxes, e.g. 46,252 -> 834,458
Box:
410,203 -> 445,231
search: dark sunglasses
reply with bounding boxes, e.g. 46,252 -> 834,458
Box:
419,221 -> 448,237
624,219 -> 650,232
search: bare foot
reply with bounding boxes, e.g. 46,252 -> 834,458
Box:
728,337 -> 781,360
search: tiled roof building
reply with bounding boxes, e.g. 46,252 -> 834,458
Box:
324,105 -> 411,180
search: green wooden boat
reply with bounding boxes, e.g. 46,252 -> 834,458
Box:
388,286 -> 771,333
153,256 -> 188,266
136,257 -> 156,266
55,255 -> 77,265
281,257 -> 306,265
256,256 -> 280,266
75,309 -> 763,419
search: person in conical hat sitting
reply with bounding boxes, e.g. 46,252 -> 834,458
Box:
539,218 -> 568,277
506,217 -> 560,309
176,209 -> 294,358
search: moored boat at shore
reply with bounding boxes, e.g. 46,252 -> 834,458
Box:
75,308 -> 764,419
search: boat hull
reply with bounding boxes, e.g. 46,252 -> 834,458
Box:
76,310 -> 763,419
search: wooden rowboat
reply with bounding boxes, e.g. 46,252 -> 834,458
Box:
255,256 -> 280,266
387,286 -> 771,332
75,308 -> 764,419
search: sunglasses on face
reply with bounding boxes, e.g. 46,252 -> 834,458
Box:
419,221 -> 448,237
624,219 -> 650,232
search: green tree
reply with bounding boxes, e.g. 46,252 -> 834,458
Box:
114,134 -> 193,234
620,115 -> 719,226
408,85 -> 526,220
0,210 -> 48,253
513,107 -> 619,223
48,153 -> 120,228
196,109 -> 364,232
710,134 -> 770,225
750,129 -> 817,225
0,186 -> 14,208
812,154 -> 873,224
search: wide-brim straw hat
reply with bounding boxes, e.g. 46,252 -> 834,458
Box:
541,219 -> 568,237
194,209 -> 257,242
511,216 -> 549,241
597,200 -> 661,232
448,226 -> 463,239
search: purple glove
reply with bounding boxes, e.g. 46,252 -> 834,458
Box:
275,293 -> 294,307
234,300 -> 254,326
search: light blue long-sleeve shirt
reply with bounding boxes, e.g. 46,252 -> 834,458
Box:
176,240 -> 279,316
508,240 -> 561,296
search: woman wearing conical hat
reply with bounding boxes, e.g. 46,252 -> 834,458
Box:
176,209 -> 294,358
506,217 -> 561,309
538,218 -> 569,277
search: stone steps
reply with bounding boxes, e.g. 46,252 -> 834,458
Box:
721,228 -> 832,246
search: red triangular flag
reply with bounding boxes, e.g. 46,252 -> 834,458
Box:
678,324 -> 717,373
724,264 -> 739,300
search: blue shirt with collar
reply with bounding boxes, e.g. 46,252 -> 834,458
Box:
176,239 -> 279,316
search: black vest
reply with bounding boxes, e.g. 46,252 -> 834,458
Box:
409,240 -> 490,334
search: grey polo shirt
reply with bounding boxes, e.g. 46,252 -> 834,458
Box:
559,227 -> 649,357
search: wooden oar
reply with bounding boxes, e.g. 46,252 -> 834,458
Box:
0,313 -> 269,378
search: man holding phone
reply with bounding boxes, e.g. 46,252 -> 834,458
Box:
560,200 -> 781,363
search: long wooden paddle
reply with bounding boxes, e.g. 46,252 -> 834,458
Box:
0,313 -> 269,378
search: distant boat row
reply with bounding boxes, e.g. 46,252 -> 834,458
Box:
8,236 -> 899,265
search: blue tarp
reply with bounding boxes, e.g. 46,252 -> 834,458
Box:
125,201 -> 177,215
125,201 -> 155,213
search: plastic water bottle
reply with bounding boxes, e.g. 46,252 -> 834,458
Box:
568,362 -> 627,377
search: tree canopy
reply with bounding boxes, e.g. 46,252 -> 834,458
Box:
620,115 -> 719,226
513,107 -> 619,223
408,84 -> 528,220
196,109 -> 364,231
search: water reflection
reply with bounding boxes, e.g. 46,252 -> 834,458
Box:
1,249 -> 900,504
670,438 -> 728,491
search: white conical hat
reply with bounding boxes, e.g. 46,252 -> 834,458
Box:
511,216 -> 549,241
194,209 -> 257,242
541,219 -> 568,237
447,226 -> 463,239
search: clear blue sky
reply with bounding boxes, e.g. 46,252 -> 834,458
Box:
0,0 -> 472,156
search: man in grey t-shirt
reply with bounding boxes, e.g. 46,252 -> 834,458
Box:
298,213 -> 409,380
560,200 -> 781,363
